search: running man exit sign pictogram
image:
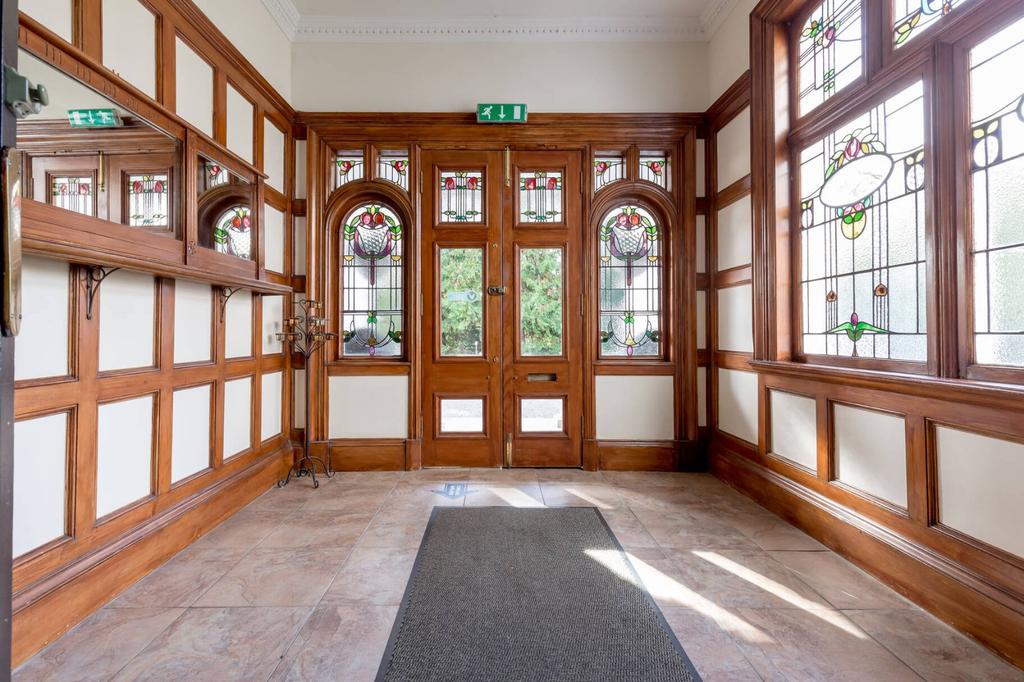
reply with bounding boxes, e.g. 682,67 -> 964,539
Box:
476,103 -> 528,123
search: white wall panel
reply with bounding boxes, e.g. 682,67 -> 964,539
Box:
98,270 -> 155,372
13,412 -> 67,557
174,280 -> 212,364
172,384 -> 211,483
717,284 -> 754,353
223,377 -> 252,458
717,196 -> 752,270
717,368 -> 758,444
225,289 -> 253,358
697,367 -> 708,428
329,375 -> 408,439
937,427 -> 1024,559
294,140 -> 307,200
264,205 -> 285,274
293,216 -> 307,276
21,0 -> 72,42
696,291 -> 707,350
174,38 -> 213,136
595,375 -> 674,441
261,371 -> 283,441
834,404 -> 907,508
264,118 -> 286,193
225,84 -> 254,163
102,0 -> 156,97
770,390 -> 817,471
716,107 -> 751,189
17,257 -> 69,381
293,369 -> 306,429
696,215 -> 707,274
709,0 -> 757,97
262,295 -> 283,355
96,395 -> 154,518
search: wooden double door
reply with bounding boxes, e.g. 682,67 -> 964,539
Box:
421,149 -> 582,468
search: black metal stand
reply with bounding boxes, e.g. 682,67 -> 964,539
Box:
277,299 -> 335,489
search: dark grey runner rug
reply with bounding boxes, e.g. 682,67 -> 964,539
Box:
376,507 -> 701,682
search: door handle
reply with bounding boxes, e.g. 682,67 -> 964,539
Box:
487,286 -> 506,296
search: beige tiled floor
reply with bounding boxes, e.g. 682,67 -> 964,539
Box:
15,470 -> 1024,681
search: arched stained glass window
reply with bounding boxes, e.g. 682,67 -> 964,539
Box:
214,206 -> 252,259
341,203 -> 404,357
598,205 -> 662,357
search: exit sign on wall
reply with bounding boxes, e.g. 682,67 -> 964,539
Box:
476,103 -> 528,123
67,108 -> 123,128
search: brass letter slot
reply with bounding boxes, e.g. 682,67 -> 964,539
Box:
527,373 -> 557,382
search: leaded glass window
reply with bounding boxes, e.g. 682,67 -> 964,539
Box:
377,150 -> 409,191
970,17 -> 1024,367
341,203 -> 403,357
799,80 -> 927,361
639,152 -> 670,189
335,150 -> 364,188
518,171 -> 562,223
214,206 -> 251,259
49,175 -> 94,216
126,173 -> 169,227
439,171 -> 483,223
599,205 -> 662,357
594,153 -> 625,191
798,0 -> 862,115
893,0 -> 973,48
202,161 -> 227,191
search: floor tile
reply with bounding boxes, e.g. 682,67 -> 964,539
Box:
110,547 -> 248,608
356,511 -> 432,549
632,507 -> 760,551
257,510 -> 375,549
724,511 -> 827,551
192,510 -> 281,550
539,483 -> 626,509
770,551 -> 912,610
321,546 -> 417,606
463,482 -> 545,507
660,607 -> 762,681
300,484 -> 394,513
598,508 -> 661,549
194,548 -> 350,607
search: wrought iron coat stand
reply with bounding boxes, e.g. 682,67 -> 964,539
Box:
277,299 -> 335,489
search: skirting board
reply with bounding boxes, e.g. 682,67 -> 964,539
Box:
11,447 -> 292,667
709,446 -> 1024,669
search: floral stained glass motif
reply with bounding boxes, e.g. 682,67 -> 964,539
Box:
799,80 -> 927,361
214,206 -> 252,259
893,0 -> 973,48
593,153 -> 625,191
798,0 -> 863,116
599,205 -> 662,357
335,151 -> 364,188
377,151 -> 409,191
969,17 -> 1024,367
342,204 -> 403,357
439,171 -> 483,223
127,174 -> 169,227
639,152 -> 670,189
50,176 -> 94,216
519,172 -> 563,223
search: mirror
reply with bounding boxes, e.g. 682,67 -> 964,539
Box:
196,155 -> 254,260
16,50 -> 181,235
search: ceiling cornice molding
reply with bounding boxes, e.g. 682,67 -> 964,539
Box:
260,0 -> 301,41
700,0 -> 741,39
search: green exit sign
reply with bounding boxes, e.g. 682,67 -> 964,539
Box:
477,103 -> 527,124
67,108 -> 123,128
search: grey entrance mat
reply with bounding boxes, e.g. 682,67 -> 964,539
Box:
376,507 -> 702,682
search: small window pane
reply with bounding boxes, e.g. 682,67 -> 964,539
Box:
214,206 -> 252,259
440,171 -> 483,223
594,153 -> 625,191
520,249 -> 563,356
127,173 -> 169,227
342,203 -> 404,357
521,399 -> 564,433
50,175 -> 94,216
798,0 -> 863,115
440,248 -> 484,356
377,150 -> 409,191
201,161 -> 228,190
970,17 -> 1024,367
599,205 -> 662,357
893,0 -> 973,48
799,81 -> 927,361
639,152 -> 670,189
335,150 -> 364,188
440,399 -> 484,433
519,171 -> 563,223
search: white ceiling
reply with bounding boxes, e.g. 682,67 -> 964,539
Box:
262,0 -> 737,43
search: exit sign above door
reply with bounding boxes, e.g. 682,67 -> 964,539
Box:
67,108 -> 122,128
476,103 -> 527,124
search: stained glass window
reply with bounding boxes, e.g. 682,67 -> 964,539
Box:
214,206 -> 252,259
520,248 -> 564,356
599,205 -> 662,357
439,171 -> 483,223
335,150 -> 364,188
799,80 -> 927,361
127,173 -> 169,227
49,175 -> 94,216
341,203 -> 403,357
518,171 -> 563,223
893,0 -> 973,48
201,161 -> 227,192
639,152 -> 670,189
798,0 -> 863,115
377,150 -> 409,191
970,17 -> 1024,367
594,153 -> 625,191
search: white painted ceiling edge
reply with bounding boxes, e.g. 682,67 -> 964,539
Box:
260,0 -> 741,43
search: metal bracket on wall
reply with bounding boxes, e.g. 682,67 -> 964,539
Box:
219,286 -> 242,322
84,266 -> 119,320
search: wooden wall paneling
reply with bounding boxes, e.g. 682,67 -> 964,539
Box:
74,0 -> 102,60
212,69 -> 227,146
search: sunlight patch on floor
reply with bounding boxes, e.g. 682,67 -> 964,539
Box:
490,487 -> 546,507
